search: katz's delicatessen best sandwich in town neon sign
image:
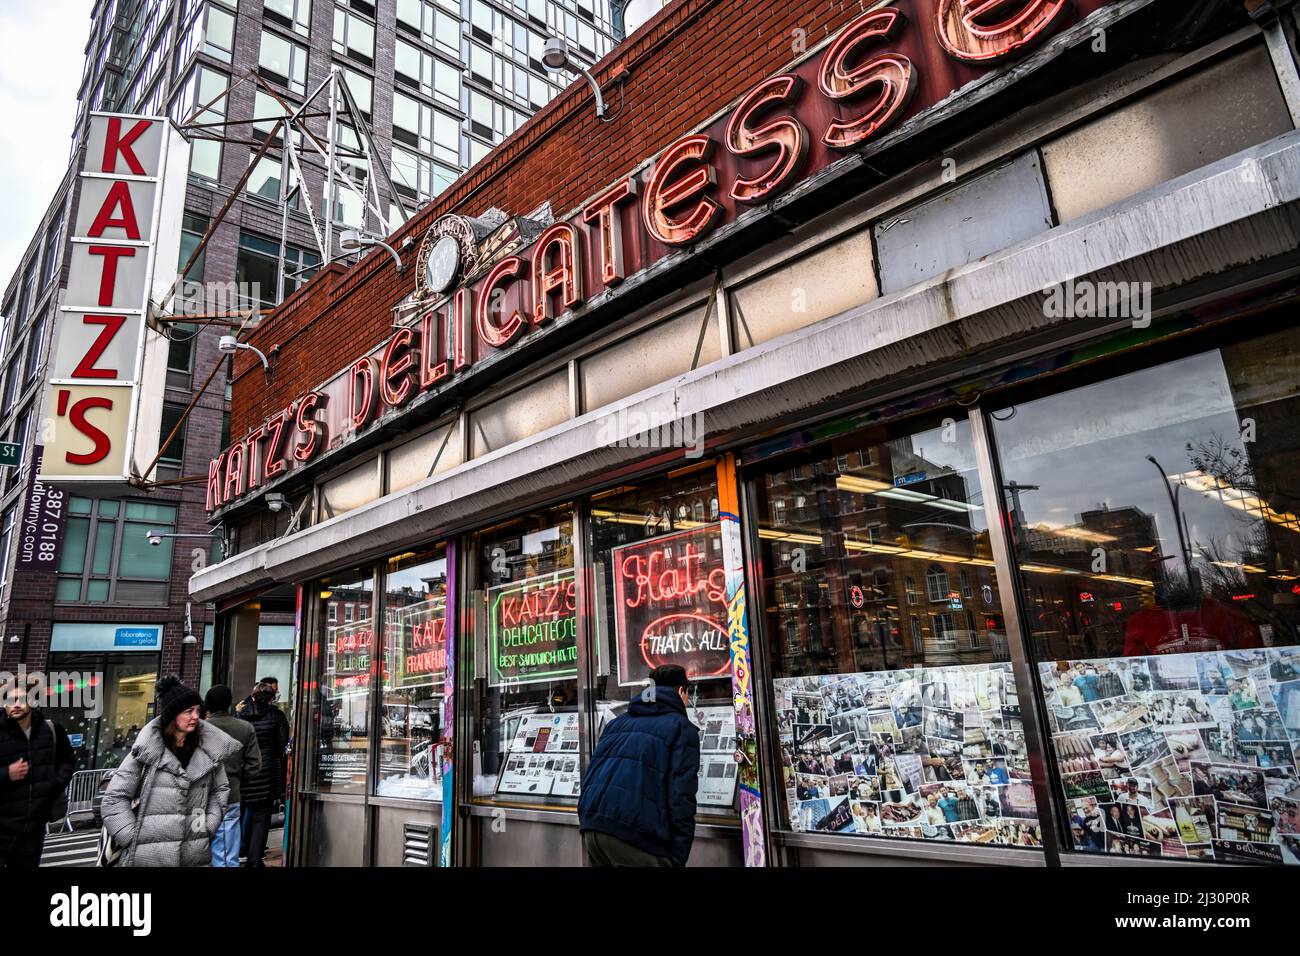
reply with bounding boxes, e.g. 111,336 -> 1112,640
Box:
208,0 -> 1116,514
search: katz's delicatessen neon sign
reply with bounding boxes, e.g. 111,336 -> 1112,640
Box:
208,0 -> 1115,514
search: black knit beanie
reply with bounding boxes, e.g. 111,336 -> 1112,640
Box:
156,675 -> 203,728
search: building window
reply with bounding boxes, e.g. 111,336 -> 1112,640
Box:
24,312 -> 46,382
157,403 -> 187,479
178,213 -> 209,283
174,65 -> 227,180
926,564 -> 951,603
378,547 -> 448,799
57,498 -> 178,605
202,2 -> 236,62
992,323 -> 1300,865
167,324 -> 197,389
259,30 -> 309,94
236,232 -> 320,307
246,153 -> 301,207
332,6 -> 375,65
265,0 -> 312,36
753,413 -> 1025,848
41,216 -> 63,287
311,567 -> 374,792
0,506 -> 14,594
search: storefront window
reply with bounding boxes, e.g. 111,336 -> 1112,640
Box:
378,546 -> 449,799
588,463 -> 738,818
312,567 -> 375,793
752,416 -> 1041,847
46,654 -> 157,771
468,505 -> 579,807
992,327 -> 1300,865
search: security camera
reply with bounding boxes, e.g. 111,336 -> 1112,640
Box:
266,492 -> 287,513
146,530 -> 164,547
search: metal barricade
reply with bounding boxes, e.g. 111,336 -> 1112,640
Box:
49,768 -> 112,833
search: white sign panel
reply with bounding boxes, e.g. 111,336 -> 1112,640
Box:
39,112 -> 187,491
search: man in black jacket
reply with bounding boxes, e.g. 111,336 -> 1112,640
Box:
0,689 -> 75,867
578,665 -> 701,867
238,681 -> 290,867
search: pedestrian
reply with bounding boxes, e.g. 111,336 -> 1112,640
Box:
238,681 -> 290,867
100,676 -> 239,866
236,676 -> 280,715
578,664 -> 700,867
203,685 -> 262,867
0,688 -> 75,867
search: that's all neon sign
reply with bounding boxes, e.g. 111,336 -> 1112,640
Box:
612,524 -> 731,686
209,0 -> 1112,513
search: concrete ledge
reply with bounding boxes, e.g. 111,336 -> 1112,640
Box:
191,130 -> 1300,603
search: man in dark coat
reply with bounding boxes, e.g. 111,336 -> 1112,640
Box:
578,664 -> 701,867
204,685 -> 261,867
0,689 -> 75,866
238,682 -> 290,867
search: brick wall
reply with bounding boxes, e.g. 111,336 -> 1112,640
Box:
231,0 -> 876,435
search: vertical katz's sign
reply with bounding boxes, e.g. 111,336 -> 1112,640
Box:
39,113 -> 187,490
613,525 -> 730,685
488,570 -> 578,686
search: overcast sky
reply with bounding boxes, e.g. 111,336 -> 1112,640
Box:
0,0 -> 93,295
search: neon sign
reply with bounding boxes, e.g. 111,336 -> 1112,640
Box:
612,525 -> 730,686
208,0 -> 1115,513
487,569 -> 578,687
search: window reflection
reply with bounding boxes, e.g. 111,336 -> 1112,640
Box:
313,568 -> 374,793
379,547 -> 449,800
994,328 -> 1300,864
754,417 -> 1039,848
468,506 -> 580,807
589,463 -> 739,817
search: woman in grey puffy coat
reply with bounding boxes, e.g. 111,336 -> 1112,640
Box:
101,676 -> 239,867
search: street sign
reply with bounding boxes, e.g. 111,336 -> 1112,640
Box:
0,443 -> 20,467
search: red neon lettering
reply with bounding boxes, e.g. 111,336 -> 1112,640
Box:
500,580 -> 576,628
642,135 -> 722,247
621,543 -> 727,609
224,442 -> 246,501
725,74 -> 810,203
531,224 -> 583,325
349,358 -> 377,430
476,257 -> 526,348
263,411 -> 289,480
818,8 -> 916,150
87,181 -> 143,240
452,288 -> 471,370
935,0 -> 1071,63
419,309 -> 448,389
381,326 -> 415,407
582,178 -> 637,287
294,392 -> 326,462
87,245 -> 137,307
56,389 -> 114,466
244,424 -> 267,489
206,451 -> 226,511
70,314 -> 128,378
101,117 -> 151,175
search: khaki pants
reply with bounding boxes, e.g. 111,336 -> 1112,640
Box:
583,830 -> 674,867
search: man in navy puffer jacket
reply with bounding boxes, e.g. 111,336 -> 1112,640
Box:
579,664 -> 700,867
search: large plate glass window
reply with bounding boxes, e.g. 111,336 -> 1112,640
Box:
588,463 -> 738,819
468,506 -> 579,807
752,415 -> 1041,848
379,546 -> 449,799
991,326 -> 1300,865
311,566 -> 375,793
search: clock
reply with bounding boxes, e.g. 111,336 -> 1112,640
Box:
425,234 -> 461,294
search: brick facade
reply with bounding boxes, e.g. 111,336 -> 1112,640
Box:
231,0 -> 877,434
